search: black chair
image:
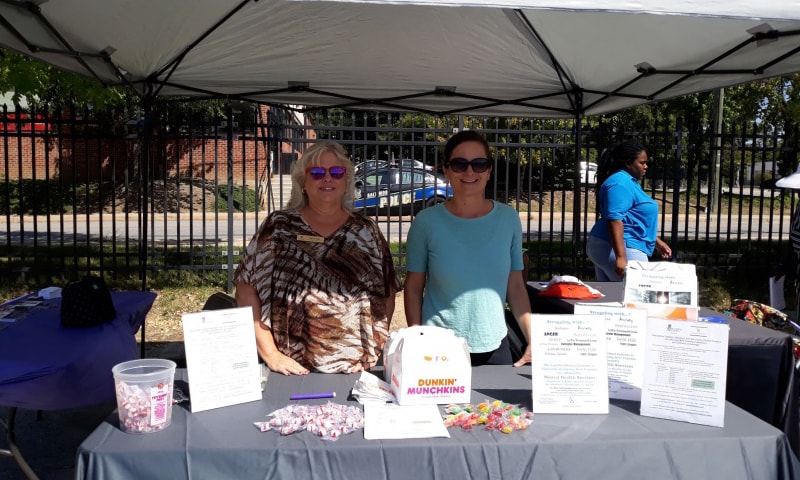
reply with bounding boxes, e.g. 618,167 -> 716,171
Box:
202,292 -> 237,311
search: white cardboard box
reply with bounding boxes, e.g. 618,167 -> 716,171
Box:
389,327 -> 471,405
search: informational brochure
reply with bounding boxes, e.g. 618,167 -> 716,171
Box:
182,306 -> 263,412
574,303 -> 647,401
623,261 -> 699,320
363,402 -> 450,439
640,316 -> 729,427
530,314 -> 609,414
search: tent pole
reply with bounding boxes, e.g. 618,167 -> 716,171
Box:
226,103 -> 235,291
138,95 -> 153,358
572,110 -> 583,268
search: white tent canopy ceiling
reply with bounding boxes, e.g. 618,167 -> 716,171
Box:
1,0 -> 800,117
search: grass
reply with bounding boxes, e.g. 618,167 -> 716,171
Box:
0,237 -> 792,358
0,256 -> 784,325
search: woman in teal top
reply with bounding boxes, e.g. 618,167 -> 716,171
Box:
404,130 -> 532,367
586,142 -> 672,281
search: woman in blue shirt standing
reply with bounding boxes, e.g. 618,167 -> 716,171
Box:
404,130 -> 532,367
586,142 -> 672,281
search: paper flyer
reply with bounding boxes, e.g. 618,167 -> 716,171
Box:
623,261 -> 699,320
640,316 -> 729,427
182,306 -> 263,412
530,314 -> 609,414
574,303 -> 647,401
363,403 -> 450,439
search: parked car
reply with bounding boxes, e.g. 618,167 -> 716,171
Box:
396,158 -> 435,172
354,160 -> 390,176
353,167 -> 452,214
579,161 -> 598,184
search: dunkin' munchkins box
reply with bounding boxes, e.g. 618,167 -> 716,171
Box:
388,326 -> 471,405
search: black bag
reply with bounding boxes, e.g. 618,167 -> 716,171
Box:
60,275 -> 117,328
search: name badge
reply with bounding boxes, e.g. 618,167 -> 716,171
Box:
297,234 -> 325,243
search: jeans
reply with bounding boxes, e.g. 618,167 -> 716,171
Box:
586,235 -> 649,282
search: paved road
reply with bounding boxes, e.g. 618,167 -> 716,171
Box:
0,174 -> 793,245
0,210 -> 792,247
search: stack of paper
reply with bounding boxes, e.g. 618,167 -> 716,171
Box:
351,371 -> 397,404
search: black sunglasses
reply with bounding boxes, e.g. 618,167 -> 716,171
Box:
446,157 -> 491,173
306,166 -> 346,180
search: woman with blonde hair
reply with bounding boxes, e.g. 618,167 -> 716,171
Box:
235,141 -> 399,375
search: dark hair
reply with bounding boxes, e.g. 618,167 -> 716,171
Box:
594,142 -> 646,191
444,130 -> 491,163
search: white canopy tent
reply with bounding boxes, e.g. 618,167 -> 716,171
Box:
1,0 -> 800,341
1,0 -> 799,117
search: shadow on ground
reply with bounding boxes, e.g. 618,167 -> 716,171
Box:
0,402 -> 115,480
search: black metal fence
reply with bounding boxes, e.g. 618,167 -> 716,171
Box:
1,103 -> 798,295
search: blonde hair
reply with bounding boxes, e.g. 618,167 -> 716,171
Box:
285,141 -> 355,211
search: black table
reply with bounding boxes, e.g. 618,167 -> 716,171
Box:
76,366 -> 799,480
527,280 -> 800,458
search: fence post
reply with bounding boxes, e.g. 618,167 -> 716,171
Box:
708,88 -> 724,214
671,118 -> 683,244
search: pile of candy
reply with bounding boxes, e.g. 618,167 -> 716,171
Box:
115,380 -> 173,434
254,402 -> 364,441
443,400 -> 533,433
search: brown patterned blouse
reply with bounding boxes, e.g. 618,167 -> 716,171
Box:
234,210 -> 399,373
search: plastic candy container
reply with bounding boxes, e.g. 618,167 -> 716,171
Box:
112,358 -> 177,434
443,400 -> 533,433
254,402 -> 364,441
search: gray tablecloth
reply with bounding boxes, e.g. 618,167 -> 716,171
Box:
76,366 -> 800,480
526,280 -> 800,458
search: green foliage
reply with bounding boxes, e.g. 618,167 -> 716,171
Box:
214,184 -> 258,212
0,177 -> 97,215
0,48 -> 131,110
0,177 -> 258,215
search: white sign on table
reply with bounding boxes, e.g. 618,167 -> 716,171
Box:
182,306 -> 263,412
640,316 -> 729,427
623,261 -> 699,320
530,314 -> 609,414
574,303 -> 647,401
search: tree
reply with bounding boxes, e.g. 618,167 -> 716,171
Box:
725,75 -> 800,177
0,48 -> 130,110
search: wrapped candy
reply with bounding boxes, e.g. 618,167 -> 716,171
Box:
443,399 -> 533,434
253,401 -> 364,442
115,380 -> 173,434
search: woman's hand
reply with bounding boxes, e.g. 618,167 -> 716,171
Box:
655,238 -> 672,259
348,359 -> 377,374
264,350 -> 310,376
513,344 -> 532,367
614,255 -> 627,278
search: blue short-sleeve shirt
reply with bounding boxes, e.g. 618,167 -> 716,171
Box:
589,170 -> 658,255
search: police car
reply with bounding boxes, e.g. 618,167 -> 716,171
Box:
353,167 -> 452,215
